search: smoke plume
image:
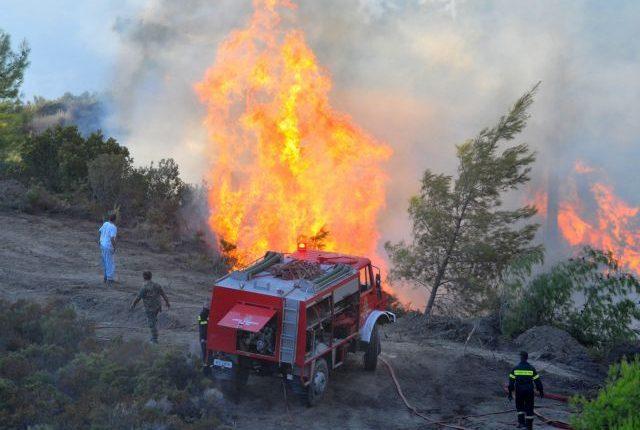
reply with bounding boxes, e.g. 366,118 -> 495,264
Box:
108,0 -> 640,308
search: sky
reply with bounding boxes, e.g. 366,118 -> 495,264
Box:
1,0 -> 141,98
2,0 -> 639,308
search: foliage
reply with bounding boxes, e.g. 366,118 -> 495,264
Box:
309,226 -> 330,250
0,299 -> 229,430
21,125 -> 129,192
87,153 -> 128,212
219,238 -> 239,269
0,29 -> 30,160
24,184 -> 69,213
502,247 -> 640,349
571,357 -> 640,430
0,101 -> 31,161
386,85 -> 542,318
0,29 -> 30,101
140,158 -> 186,227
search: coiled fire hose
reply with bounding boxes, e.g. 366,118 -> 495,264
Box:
380,356 -> 574,429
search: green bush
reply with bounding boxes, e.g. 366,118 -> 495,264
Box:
87,153 -> 128,213
0,299 -> 228,430
21,125 -> 129,193
24,184 -> 69,213
572,358 -> 640,429
501,247 -> 640,350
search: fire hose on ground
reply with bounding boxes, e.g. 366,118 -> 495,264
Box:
380,356 -> 574,429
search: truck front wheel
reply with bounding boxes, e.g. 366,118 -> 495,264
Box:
363,324 -> 380,371
307,358 -> 329,406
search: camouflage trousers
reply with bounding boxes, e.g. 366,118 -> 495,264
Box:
146,309 -> 160,342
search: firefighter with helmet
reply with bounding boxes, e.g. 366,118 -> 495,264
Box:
508,351 -> 544,429
198,301 -> 210,364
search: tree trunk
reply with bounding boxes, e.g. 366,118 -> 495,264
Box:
424,282 -> 439,319
423,200 -> 470,320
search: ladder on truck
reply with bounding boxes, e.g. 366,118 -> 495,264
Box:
280,298 -> 299,364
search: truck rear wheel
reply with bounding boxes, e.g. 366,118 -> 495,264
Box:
307,358 -> 329,406
363,324 -> 380,371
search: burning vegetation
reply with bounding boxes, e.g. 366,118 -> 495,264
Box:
195,0 -> 392,266
535,161 -> 640,275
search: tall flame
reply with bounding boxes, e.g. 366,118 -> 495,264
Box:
195,0 -> 392,265
550,161 -> 640,274
558,182 -> 640,274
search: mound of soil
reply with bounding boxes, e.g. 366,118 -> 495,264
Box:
516,326 -> 590,364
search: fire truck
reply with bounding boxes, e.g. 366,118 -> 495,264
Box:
204,245 -> 396,405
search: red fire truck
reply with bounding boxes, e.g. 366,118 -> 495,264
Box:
204,246 -> 395,405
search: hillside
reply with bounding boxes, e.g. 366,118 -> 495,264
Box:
0,211 -> 603,429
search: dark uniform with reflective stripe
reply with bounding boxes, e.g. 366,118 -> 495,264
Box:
198,307 -> 209,363
508,360 -> 543,429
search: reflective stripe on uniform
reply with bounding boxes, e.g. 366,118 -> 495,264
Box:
517,412 -> 525,416
197,316 -> 208,325
533,374 -> 540,380
509,373 -> 516,379
514,370 -> 534,376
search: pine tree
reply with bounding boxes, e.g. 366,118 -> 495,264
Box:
0,30 -> 30,101
386,85 -> 543,318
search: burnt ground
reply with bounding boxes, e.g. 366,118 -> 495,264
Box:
0,211 -> 604,429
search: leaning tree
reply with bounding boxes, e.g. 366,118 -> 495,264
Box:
386,85 -> 543,318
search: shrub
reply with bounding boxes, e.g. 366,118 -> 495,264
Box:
501,247 -> 640,350
21,125 -> 129,193
24,184 -> 68,213
0,299 -> 228,429
87,153 -> 128,213
571,357 -> 640,429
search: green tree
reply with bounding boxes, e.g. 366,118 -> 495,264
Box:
0,29 -> 29,101
0,101 -> 30,163
572,357 -> 640,430
502,247 -> 640,349
142,158 -> 186,226
0,29 -> 30,161
87,153 -> 129,212
386,85 -> 542,318
21,125 -> 129,192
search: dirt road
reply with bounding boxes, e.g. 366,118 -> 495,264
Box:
0,211 -> 599,429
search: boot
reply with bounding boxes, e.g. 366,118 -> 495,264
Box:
517,412 -> 525,428
525,417 -> 533,430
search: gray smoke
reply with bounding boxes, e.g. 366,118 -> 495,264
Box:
107,0 -> 640,308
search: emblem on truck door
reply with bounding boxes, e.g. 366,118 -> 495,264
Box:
232,317 -> 259,328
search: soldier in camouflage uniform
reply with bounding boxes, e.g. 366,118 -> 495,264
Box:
130,271 -> 171,343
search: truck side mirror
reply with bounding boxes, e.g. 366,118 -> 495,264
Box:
375,273 -> 381,288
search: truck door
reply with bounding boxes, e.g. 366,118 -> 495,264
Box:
358,264 -> 377,326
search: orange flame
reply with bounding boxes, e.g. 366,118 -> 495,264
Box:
573,160 -> 596,175
195,0 -> 392,266
557,162 -> 640,274
529,190 -> 548,218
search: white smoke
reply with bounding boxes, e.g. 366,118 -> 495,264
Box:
107,0 -> 640,308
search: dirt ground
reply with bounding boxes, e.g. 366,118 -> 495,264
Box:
0,211 -> 604,429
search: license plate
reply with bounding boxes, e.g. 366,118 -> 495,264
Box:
213,359 -> 233,369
